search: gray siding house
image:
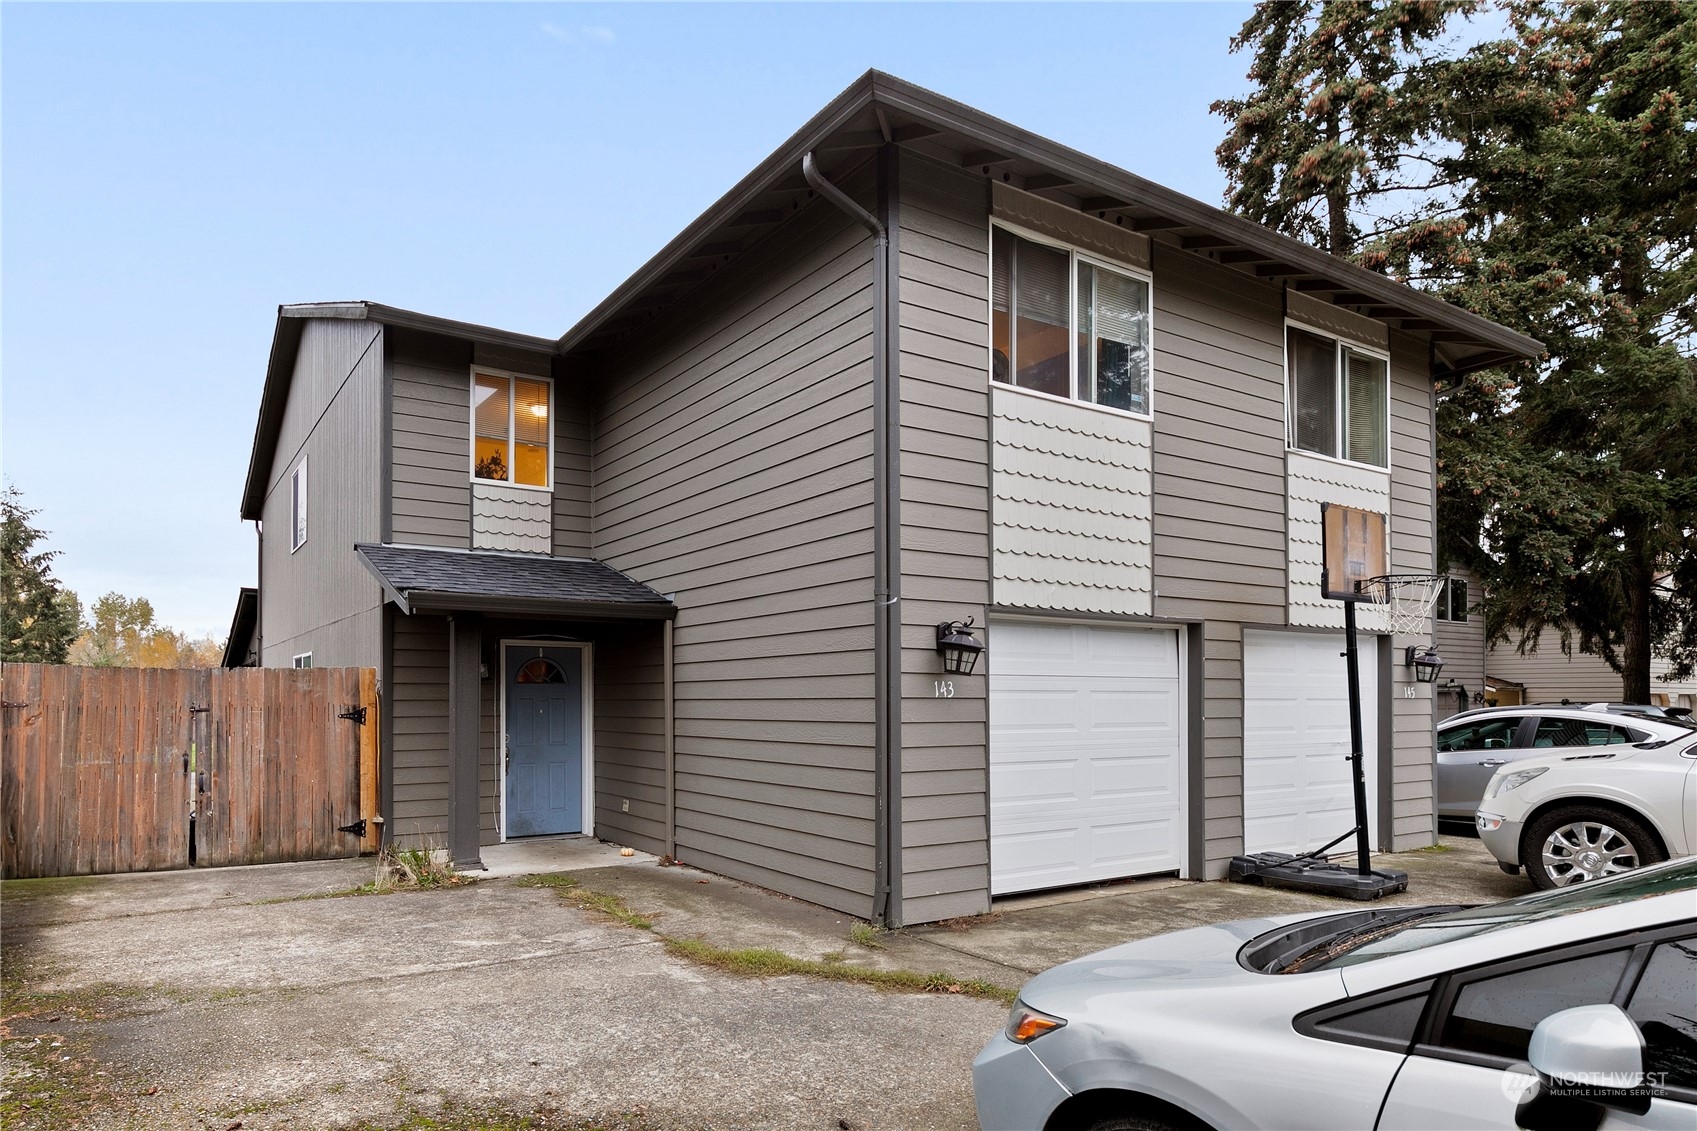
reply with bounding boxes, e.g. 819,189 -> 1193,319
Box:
236,72 -> 1540,926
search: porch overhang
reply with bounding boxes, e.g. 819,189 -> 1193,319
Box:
354,543 -> 676,621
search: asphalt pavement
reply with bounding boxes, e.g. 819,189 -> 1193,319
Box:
1,834 -> 1528,1130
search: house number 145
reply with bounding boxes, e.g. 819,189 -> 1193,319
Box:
933,680 -> 956,699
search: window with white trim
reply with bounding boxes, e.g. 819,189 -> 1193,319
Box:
290,458 -> 308,552
292,652 -> 313,669
471,368 -> 552,488
991,226 -> 1152,415
1287,325 -> 1388,467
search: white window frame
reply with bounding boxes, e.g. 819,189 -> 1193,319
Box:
989,219 -> 1156,421
290,458 -> 308,552
1283,319 -> 1391,470
292,652 -> 313,669
469,366 -> 554,492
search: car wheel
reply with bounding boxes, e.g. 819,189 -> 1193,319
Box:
1523,806 -> 1665,890
1087,1119 -> 1184,1131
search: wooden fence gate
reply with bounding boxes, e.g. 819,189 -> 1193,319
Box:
1,664 -> 379,879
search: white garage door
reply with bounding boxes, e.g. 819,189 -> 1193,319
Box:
1243,631 -> 1379,856
989,620 -> 1184,895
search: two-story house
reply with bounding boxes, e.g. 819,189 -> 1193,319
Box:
232,72 -> 1540,926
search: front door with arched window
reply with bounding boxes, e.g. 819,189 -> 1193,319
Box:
504,644 -> 585,837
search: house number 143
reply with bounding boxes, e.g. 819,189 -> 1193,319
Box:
933,680 -> 956,699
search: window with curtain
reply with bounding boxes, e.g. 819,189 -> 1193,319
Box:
1286,327 -> 1388,468
992,226 -> 1152,414
471,369 -> 552,488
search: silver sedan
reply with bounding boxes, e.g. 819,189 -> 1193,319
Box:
973,858 -> 1697,1130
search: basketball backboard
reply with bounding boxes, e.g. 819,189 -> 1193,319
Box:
1321,503 -> 1387,601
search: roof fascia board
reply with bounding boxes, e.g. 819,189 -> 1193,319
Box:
867,74 -> 1542,361
401,591 -> 678,621
241,303 -> 557,520
354,547 -> 414,615
555,71 -> 879,355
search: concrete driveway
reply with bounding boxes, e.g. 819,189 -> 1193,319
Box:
2,835 -> 1530,1131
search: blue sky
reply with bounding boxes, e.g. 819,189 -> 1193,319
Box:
4,1 -> 1256,638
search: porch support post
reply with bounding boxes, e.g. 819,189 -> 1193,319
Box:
448,612 -> 484,870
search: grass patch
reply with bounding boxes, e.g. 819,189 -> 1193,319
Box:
1412,842 -> 1456,854
518,873 -> 1016,1005
1,980 -> 156,1131
514,875 -> 652,930
662,938 -> 1015,1005
0,875 -> 100,905
344,1098 -> 664,1130
848,922 -> 883,949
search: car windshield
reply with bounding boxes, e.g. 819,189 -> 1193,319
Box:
1295,858 -> 1697,971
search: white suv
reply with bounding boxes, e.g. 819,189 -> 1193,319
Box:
1476,719 -> 1697,888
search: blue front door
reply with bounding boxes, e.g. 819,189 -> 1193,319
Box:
505,645 -> 583,837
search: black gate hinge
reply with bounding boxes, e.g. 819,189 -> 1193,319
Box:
338,706 -> 368,726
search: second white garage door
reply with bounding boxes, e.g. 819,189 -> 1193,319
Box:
1243,630 -> 1379,856
989,620 -> 1184,895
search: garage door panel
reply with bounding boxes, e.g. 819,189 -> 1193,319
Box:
990,620 -> 1184,895
1243,631 -> 1379,856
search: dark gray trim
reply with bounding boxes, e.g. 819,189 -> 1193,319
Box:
402,593 -> 676,621
1186,621 -> 1207,879
380,331 -> 394,545
448,612 -> 484,870
878,142 -> 904,926
242,303 -> 555,520
552,71 -> 1541,368
381,603 -> 395,850
663,618 -> 676,859
1377,633 -> 1395,850
220,587 -> 259,668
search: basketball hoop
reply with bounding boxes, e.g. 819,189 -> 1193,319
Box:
1358,574 -> 1446,636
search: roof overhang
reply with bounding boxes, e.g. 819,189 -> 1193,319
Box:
221,586 -> 259,668
239,303 -> 555,521
354,543 -> 676,622
555,70 -> 1542,375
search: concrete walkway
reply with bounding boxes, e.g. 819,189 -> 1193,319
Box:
1,834 -> 1529,1131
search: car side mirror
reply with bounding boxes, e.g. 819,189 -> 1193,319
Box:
1515,1005 -> 1651,1131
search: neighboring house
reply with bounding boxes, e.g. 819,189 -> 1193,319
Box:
1430,566 -> 1697,722
232,72 -> 1540,926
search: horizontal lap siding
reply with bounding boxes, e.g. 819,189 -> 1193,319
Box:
1388,332 -> 1439,849
390,330 -> 474,547
897,155 -> 991,925
389,613 -> 450,844
592,172 -> 878,918
259,319 -> 385,669
592,625 -> 667,855
1434,565 -> 1485,727
1149,250 -> 1288,877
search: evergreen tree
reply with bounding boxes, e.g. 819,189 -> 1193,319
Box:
1212,0 -> 1469,258
1413,1 -> 1697,698
1,486 -> 81,664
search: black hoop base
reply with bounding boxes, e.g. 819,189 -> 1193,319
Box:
1227,852 -> 1408,900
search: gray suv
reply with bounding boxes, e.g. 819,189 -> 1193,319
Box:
1434,705 -> 1690,820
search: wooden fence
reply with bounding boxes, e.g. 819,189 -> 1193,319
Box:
1,664 -> 379,879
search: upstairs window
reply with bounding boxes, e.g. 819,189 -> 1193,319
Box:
992,226 -> 1152,416
1287,326 -> 1388,468
290,458 -> 308,552
1435,578 -> 1469,622
471,368 -> 552,488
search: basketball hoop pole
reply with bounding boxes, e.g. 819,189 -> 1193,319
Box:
1226,502 -> 1408,899
1343,598 -> 1372,878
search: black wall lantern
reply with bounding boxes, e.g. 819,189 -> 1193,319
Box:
936,618 -> 985,675
1405,645 -> 1446,683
